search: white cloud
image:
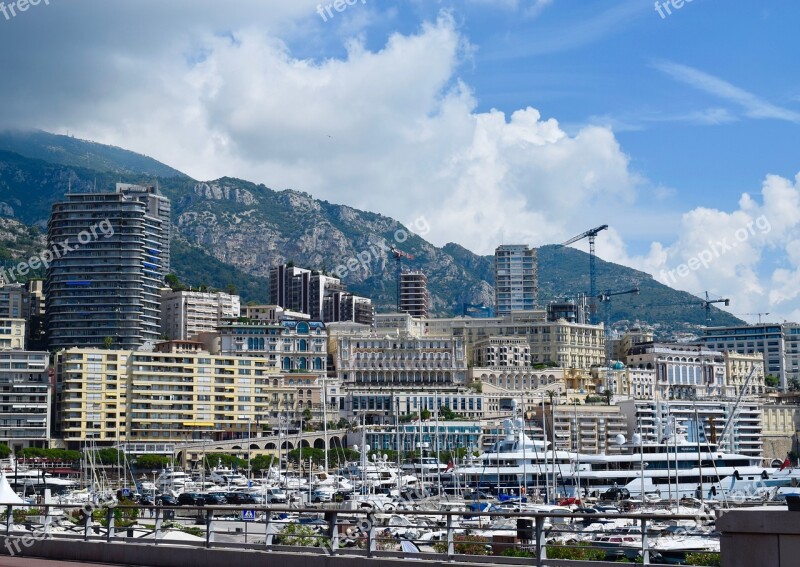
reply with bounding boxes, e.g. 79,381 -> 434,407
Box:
611,173 -> 800,322
5,2 -> 800,323
41,13 -> 644,258
654,60 -> 800,124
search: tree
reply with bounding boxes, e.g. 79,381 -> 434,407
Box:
225,283 -> 237,295
250,454 -> 277,473
135,455 -> 171,470
203,453 -> 246,470
439,406 -> 457,420
421,409 -> 431,420
164,273 -> 186,291
603,389 -> 613,405
789,377 -> 800,392
89,448 -> 123,465
765,375 -> 780,388
0,444 -> 10,459
103,336 -> 114,349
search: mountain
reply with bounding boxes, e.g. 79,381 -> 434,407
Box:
0,130 -> 186,178
0,130 -> 744,332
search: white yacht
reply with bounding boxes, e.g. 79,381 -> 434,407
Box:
209,460 -> 249,486
563,418 -> 771,501
155,468 -> 195,493
453,408 -> 584,497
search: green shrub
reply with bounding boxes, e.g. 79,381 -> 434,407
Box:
277,523 -> 328,547
501,547 -> 533,557
433,534 -> 490,555
546,542 -> 607,561
685,552 -> 721,566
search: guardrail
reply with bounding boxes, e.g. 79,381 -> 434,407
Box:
0,501 -> 722,566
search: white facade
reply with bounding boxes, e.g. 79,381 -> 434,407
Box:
619,399 -> 764,458
160,290 -> 240,340
333,330 -> 467,386
472,336 -> 531,368
626,343 -> 728,400
0,351 -> 49,450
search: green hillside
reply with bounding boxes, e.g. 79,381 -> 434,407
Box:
0,129 -> 745,331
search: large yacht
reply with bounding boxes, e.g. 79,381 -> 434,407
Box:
562,418 -> 771,501
452,407 -> 585,496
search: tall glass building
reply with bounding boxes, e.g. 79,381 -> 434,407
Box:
45,184 -> 170,350
494,245 -> 538,316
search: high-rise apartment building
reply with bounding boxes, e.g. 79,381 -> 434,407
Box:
309,273 -> 346,320
700,322 -> 800,390
323,291 -> 374,325
494,245 -> 538,315
0,284 -> 29,320
45,184 -> 170,350
399,271 -> 429,318
268,265 -> 311,315
160,290 -> 240,340
54,344 -> 320,447
0,351 -> 50,450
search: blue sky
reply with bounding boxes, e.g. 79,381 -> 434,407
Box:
0,0 -> 799,321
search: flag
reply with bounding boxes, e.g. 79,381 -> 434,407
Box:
780,458 -> 791,471
445,459 -> 454,472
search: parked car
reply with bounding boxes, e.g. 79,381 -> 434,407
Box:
599,487 -> 630,502
265,487 -> 288,504
157,494 -> 178,506
177,492 -> 206,506
203,493 -> 228,505
225,492 -> 258,505
310,488 -> 334,503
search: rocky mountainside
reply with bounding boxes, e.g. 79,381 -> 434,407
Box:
0,130 -> 744,331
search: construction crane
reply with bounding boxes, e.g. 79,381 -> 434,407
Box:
629,291 -> 730,326
702,292 -> 730,325
598,287 -> 640,371
560,225 -> 608,324
389,245 -> 414,312
737,312 -> 770,324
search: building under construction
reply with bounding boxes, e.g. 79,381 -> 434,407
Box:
399,271 -> 429,318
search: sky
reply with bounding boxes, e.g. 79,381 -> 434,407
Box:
1,0 -> 800,323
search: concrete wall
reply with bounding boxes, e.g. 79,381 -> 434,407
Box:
0,536 -> 647,567
718,509 -> 800,567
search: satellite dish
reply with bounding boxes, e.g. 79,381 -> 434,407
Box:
353,445 -> 359,452
615,434 -> 627,446
383,454 -> 389,462
632,433 -> 642,445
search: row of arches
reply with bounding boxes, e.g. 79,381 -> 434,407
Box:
220,436 -> 344,452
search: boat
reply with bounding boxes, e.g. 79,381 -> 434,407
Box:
563,418 -> 772,501
453,402 -> 584,499
209,459 -> 249,486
